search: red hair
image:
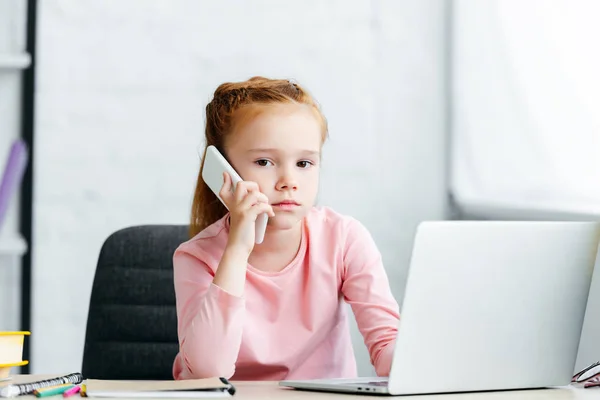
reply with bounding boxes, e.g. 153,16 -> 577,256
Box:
189,76 -> 328,237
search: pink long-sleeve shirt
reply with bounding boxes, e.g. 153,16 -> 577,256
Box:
172,206 -> 400,381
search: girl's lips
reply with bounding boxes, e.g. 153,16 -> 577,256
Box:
273,202 -> 299,210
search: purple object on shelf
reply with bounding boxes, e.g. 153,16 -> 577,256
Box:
0,139 -> 29,230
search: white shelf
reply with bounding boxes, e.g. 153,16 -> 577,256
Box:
0,53 -> 31,70
0,234 -> 27,256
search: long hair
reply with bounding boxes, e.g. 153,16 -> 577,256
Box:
189,77 -> 328,238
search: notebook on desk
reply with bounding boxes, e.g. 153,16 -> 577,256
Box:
84,377 -> 235,398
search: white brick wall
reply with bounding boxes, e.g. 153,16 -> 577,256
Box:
33,0 -> 448,375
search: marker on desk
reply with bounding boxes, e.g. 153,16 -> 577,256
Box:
62,385 -> 81,398
35,384 -> 74,398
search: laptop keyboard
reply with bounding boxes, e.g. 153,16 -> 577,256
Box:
348,380 -> 389,387
365,381 -> 388,387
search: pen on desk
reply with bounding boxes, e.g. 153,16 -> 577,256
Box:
62,385 -> 81,398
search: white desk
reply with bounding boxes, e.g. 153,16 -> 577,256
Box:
4,375 -> 599,399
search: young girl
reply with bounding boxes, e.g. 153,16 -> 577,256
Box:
172,77 -> 400,381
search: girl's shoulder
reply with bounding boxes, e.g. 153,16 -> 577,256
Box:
174,214 -> 230,269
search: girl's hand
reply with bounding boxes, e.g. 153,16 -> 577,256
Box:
219,172 -> 274,255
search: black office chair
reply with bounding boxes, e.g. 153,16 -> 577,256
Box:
81,225 -> 188,380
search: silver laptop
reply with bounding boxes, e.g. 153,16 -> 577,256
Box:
280,221 -> 600,395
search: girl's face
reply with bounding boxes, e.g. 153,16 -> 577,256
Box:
224,103 -> 323,231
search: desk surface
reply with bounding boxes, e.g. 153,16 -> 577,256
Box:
4,375 -> 599,399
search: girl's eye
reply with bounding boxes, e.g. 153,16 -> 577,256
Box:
255,159 -> 272,167
297,160 -> 313,169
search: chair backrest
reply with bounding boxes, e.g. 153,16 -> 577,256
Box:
82,225 -> 188,380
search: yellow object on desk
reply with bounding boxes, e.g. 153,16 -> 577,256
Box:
0,332 -> 30,381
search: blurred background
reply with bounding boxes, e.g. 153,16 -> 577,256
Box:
1,0 -> 599,377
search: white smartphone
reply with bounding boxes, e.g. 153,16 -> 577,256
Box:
201,145 -> 268,244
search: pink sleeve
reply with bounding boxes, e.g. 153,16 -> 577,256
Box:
173,246 -> 245,379
341,218 -> 400,376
